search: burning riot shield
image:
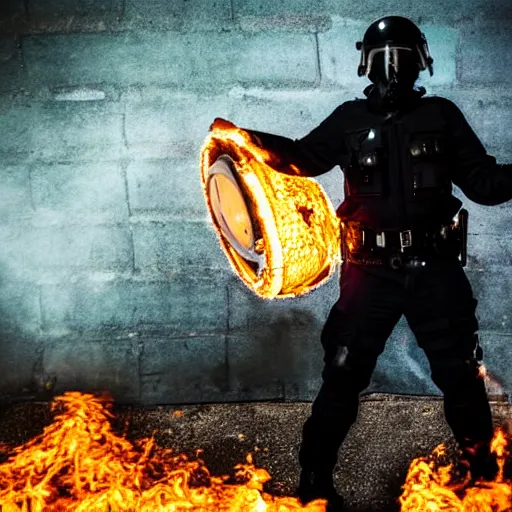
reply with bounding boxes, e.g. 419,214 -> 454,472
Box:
200,124 -> 341,299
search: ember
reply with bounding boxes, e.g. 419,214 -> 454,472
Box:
0,392 -> 325,512
200,121 -> 341,299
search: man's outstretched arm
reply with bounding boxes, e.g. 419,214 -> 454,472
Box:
211,103 -> 349,178
444,98 -> 512,205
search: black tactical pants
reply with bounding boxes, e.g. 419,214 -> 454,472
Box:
298,256 -> 493,474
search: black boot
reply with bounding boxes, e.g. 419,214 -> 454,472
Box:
297,469 -> 344,511
469,452 -> 499,482
461,443 -> 499,483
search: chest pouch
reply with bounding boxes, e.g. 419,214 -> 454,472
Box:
345,128 -> 387,197
409,136 -> 451,199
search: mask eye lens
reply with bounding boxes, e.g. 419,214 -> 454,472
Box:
367,47 -> 415,78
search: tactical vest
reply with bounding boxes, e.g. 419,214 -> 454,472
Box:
343,123 -> 453,202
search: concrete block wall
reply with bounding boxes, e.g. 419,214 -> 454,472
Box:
0,0 -> 511,405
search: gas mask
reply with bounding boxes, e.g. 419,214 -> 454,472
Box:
367,46 -> 420,105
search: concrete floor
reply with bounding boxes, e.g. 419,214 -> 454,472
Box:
1,394 -> 512,511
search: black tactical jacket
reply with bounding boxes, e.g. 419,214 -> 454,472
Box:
247,86 -> 512,231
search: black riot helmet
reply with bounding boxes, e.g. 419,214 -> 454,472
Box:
356,16 -> 433,85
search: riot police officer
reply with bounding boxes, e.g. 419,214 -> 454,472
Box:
211,15 -> 512,510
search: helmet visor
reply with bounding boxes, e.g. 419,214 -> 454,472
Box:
365,45 -> 415,81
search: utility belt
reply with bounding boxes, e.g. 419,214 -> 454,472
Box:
341,209 -> 468,270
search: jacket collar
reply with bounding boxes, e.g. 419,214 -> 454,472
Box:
363,84 -> 426,115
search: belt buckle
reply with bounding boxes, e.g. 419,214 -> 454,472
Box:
400,230 -> 412,252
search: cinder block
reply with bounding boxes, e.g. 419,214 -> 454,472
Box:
126,158 -> 207,217
238,13 -> 330,33
140,335 -> 229,405
0,336 -> 41,396
125,0 -> 233,31
42,338 -> 140,403
0,225 -> 133,280
28,0 -> 123,17
467,233 -> 512,270
270,329 -> 324,402
225,333 -> 286,401
467,268 -> 512,333
40,274 -> 229,336
0,279 -> 41,335
284,375 -> 322,402
24,31 -> 317,91
459,24 -> 512,85
0,36 -> 23,92
233,0 -> 326,17
124,93 -> 229,159
0,165 -> 33,223
232,32 -> 318,87
234,2 -> 330,32
132,220 -> 230,273
25,0 -> 123,33
0,106 -> 35,163
23,32 -> 226,89
31,162 -> 129,224
0,281 -> 43,392
0,103 -> 124,164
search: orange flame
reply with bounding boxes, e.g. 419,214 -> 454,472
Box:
399,428 -> 512,511
399,363 -> 512,511
0,392 -> 325,512
200,122 -> 341,299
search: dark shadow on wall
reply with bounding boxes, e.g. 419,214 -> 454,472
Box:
228,305 -> 442,402
0,269 -> 47,407
227,307 -> 325,402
